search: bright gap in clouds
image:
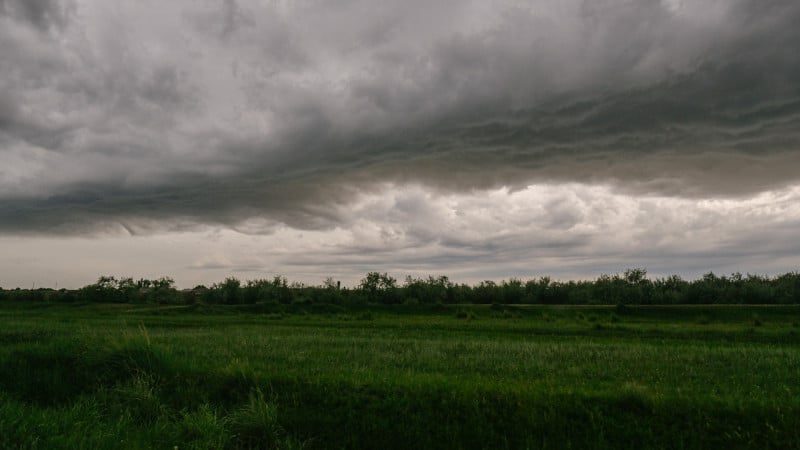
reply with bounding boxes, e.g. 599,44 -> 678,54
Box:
2,182 -> 800,289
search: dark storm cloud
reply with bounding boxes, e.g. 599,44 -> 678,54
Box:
1,0 -> 800,234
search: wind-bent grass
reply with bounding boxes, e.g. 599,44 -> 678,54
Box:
0,302 -> 798,449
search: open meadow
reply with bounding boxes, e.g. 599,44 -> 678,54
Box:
1,302 -> 798,449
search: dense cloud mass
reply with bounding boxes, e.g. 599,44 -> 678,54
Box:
1,0 -> 799,234
2,1 -> 800,288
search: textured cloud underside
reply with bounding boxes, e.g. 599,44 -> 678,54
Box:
1,0 -> 799,234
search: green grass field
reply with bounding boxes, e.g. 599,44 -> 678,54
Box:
1,302 -> 798,449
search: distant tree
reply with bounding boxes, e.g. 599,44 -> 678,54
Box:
774,272 -> 800,304
622,268 -> 651,304
474,280 -> 501,304
652,275 -> 687,304
360,272 -> 398,303
214,277 -> 242,304
524,277 -> 551,304
273,276 -> 293,304
323,277 -> 340,290
148,276 -> 178,304
687,272 -> 721,304
501,278 -> 524,304
83,275 -> 124,303
403,275 -> 452,304
624,268 -> 647,284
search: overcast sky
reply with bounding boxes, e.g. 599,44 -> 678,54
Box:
2,0 -> 800,288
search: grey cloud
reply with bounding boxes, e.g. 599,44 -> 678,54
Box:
0,91 -> 17,131
1,0 -> 800,235
0,0 -> 73,31
220,0 -> 252,38
7,181 -> 798,288
242,185 -> 800,284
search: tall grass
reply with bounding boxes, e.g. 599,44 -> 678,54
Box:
0,303 -> 798,448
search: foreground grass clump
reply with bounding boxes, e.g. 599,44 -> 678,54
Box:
0,302 -> 798,449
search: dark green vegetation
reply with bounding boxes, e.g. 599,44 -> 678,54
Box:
4,268 -> 800,306
1,302 -> 799,449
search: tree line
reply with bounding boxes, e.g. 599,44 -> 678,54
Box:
1,269 -> 799,305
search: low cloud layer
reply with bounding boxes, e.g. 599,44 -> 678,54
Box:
4,183 -> 800,289
1,0 -> 800,234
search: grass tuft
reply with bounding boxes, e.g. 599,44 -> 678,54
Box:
227,388 -> 284,449
177,404 -> 229,449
